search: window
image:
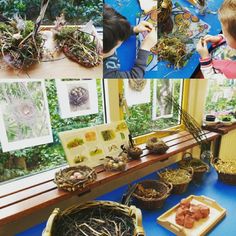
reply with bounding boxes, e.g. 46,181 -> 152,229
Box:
0,0 -> 102,26
205,79 -> 236,116
0,79 -> 105,184
122,79 -> 185,140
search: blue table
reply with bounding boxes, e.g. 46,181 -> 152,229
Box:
17,166 -> 236,236
104,0 -> 223,78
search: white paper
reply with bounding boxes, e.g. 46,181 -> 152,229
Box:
0,79 -> 53,152
56,79 -> 99,119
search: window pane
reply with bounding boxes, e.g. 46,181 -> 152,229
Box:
124,80 -> 183,137
205,79 -> 236,116
0,0 -> 102,26
0,79 -> 105,184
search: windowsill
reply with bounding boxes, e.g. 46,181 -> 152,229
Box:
0,130 -> 220,233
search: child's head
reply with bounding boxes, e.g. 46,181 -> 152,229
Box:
103,4 -> 131,56
219,0 -> 236,48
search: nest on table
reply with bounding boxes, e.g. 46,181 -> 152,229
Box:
0,18 -> 44,70
54,26 -> 102,68
157,36 -> 187,69
54,166 -> 97,192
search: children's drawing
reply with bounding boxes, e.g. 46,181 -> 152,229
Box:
0,79 -> 53,152
56,79 -> 98,119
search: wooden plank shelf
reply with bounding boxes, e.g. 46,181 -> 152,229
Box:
0,130 -> 220,226
202,123 -> 236,135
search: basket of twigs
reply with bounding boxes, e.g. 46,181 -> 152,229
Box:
211,158 -> 236,185
158,168 -> 193,194
178,152 -> 209,182
146,137 -> 169,155
54,166 -> 97,192
42,201 -> 145,236
132,180 -> 173,210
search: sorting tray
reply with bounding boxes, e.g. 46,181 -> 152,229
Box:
157,195 -> 226,236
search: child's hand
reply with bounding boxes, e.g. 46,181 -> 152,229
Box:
133,21 -> 154,34
196,38 -> 210,59
140,28 -> 157,51
204,35 -> 222,44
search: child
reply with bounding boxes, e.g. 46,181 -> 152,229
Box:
196,0 -> 236,79
103,4 -> 157,78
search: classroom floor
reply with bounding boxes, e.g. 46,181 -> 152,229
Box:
17,165 -> 236,236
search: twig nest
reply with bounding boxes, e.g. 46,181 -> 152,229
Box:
158,0 -> 173,23
54,166 -> 97,192
128,146 -> 143,159
146,137 -> 169,154
104,154 -> 128,171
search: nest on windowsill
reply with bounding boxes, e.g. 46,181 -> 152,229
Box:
157,36 -> 187,69
54,17 -> 102,68
0,18 -> 44,70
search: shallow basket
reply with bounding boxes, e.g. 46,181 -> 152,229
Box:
178,152 -> 209,182
211,158 -> 236,185
42,201 -> 145,236
132,180 -> 172,210
158,168 -> 193,194
54,165 -> 97,192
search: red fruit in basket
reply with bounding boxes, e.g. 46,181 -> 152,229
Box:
198,204 -> 210,218
184,214 -> 195,229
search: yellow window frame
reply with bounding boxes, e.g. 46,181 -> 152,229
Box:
118,79 -> 190,145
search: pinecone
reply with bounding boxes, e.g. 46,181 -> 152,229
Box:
69,87 -> 89,106
158,0 -> 173,23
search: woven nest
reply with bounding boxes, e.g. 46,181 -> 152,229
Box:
157,36 -> 187,69
146,137 -> 169,154
132,180 -> 172,210
178,152 -> 209,182
158,0 -> 173,23
158,168 -> 193,194
0,20 -> 44,69
129,79 -> 147,92
54,166 -> 97,192
211,158 -> 236,185
55,27 -> 102,68
128,146 -> 143,160
42,201 -> 145,236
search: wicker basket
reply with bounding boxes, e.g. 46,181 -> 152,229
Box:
211,158 -> 236,185
178,152 -> 209,182
54,165 -> 97,192
42,201 -> 145,236
158,168 -> 193,194
132,180 -> 173,210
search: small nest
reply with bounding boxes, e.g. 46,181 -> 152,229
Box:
157,0 -> 173,23
157,37 -> 187,69
0,20 -> 44,69
211,158 -> 236,185
104,154 -> 128,172
54,166 -> 97,192
43,201 -> 145,236
158,168 -> 193,194
146,137 -> 169,154
55,27 -> 102,68
127,146 -> 143,160
132,180 -> 172,210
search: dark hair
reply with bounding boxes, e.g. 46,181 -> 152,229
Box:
103,4 -> 131,53
219,0 -> 236,39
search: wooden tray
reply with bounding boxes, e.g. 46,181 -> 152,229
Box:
157,195 -> 226,236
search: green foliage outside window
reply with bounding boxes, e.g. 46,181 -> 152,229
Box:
0,79 -> 104,183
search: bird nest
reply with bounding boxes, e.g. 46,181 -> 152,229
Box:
54,166 -> 97,192
42,201 -> 145,236
157,0 -> 173,23
0,19 -> 44,70
54,27 -> 102,68
157,36 -> 187,69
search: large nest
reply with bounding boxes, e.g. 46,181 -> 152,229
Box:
54,27 -> 102,68
0,18 -> 44,69
157,37 -> 187,69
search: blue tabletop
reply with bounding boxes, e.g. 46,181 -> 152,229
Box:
104,0 -> 223,78
17,166 -> 236,236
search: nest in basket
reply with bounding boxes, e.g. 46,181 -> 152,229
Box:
158,168 -> 193,194
54,166 -> 97,192
47,201 -> 143,236
0,17 -> 44,70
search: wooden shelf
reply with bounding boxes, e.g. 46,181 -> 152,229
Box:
202,123 -> 236,135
